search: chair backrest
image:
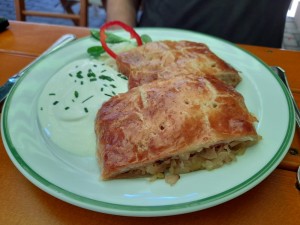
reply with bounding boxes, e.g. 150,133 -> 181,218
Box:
14,0 -> 89,27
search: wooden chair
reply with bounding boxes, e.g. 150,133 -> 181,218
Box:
14,0 -> 89,26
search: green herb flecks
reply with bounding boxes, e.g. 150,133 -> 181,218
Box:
99,75 -> 114,82
110,84 -> 117,88
87,69 -> 96,78
65,107 -> 70,110
104,93 -> 113,97
117,73 -> 128,80
49,93 -> 56,96
82,95 -> 94,103
84,107 -> 89,113
53,101 -> 59,105
76,71 -> 83,79
74,91 -> 79,98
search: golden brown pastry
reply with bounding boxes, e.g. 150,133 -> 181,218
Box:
116,40 -> 241,89
96,74 -> 260,184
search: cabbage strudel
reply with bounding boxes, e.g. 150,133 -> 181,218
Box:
95,74 -> 260,184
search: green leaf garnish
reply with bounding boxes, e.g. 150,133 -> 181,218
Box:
141,34 -> 152,43
90,29 -> 100,40
87,46 -> 105,57
90,29 -> 128,43
105,32 -> 129,44
89,29 -> 152,58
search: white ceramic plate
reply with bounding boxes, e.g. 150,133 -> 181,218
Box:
1,28 -> 295,217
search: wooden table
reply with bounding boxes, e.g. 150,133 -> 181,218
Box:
0,21 -> 299,225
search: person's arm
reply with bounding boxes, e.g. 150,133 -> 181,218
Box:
102,0 -> 141,27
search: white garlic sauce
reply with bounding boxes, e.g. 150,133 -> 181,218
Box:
37,58 -> 128,156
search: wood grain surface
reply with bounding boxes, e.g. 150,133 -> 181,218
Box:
0,21 -> 299,225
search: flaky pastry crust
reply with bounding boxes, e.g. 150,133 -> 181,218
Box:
116,41 -> 241,89
96,75 -> 259,180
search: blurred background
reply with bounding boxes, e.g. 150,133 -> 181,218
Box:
1,0 -> 300,51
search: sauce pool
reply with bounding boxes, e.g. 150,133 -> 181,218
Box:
38,58 -> 128,156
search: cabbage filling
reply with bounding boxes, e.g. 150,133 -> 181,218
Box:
121,141 -> 254,185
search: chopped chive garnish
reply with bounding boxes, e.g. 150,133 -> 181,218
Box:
93,64 -> 97,67
72,99 -> 75,102
69,73 -> 73,77
80,81 -> 84,85
101,69 -> 107,73
87,69 -> 96,78
40,107 -> 43,111
103,84 -> 108,87
65,107 -> 70,110
49,93 -> 56,96
110,84 -> 117,88
84,107 -> 88,113
53,101 -> 59,105
74,91 -> 79,98
88,73 -> 96,77
117,73 -> 128,80
90,78 -> 97,82
100,87 -> 104,92
82,95 -> 94,103
76,71 -> 83,79
105,94 -> 113,97
112,91 -> 116,95
99,75 -> 114,82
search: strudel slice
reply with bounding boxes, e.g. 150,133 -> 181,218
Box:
116,40 -> 241,89
95,74 -> 260,184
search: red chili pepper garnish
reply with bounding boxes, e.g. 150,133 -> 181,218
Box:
99,21 -> 143,59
